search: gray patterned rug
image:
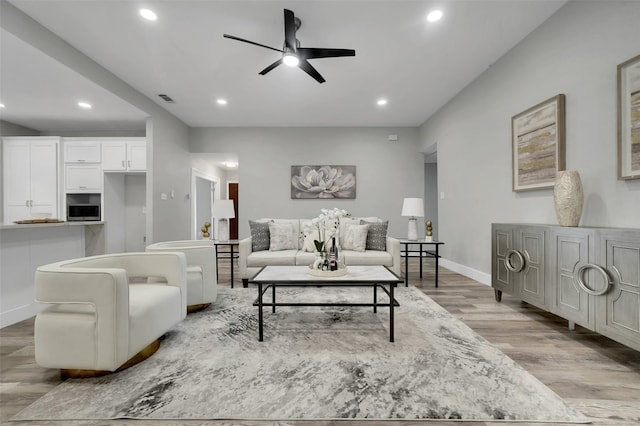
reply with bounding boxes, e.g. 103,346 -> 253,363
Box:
13,286 -> 588,422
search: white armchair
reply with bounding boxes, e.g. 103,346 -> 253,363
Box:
34,252 -> 187,378
145,240 -> 217,312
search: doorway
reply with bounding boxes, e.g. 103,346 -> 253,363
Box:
191,169 -> 219,240
228,182 -> 239,240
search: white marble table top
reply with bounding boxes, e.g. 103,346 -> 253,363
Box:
250,265 -> 402,284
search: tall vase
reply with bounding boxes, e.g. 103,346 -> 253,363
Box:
554,170 -> 584,227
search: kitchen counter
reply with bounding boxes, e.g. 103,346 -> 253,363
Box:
0,221 -> 104,230
1,221 -> 105,328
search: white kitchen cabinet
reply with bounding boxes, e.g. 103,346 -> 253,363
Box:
65,164 -> 102,192
2,137 -> 59,222
63,140 -> 101,163
102,139 -> 146,172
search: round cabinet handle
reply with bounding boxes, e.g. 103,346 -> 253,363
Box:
575,264 -> 612,296
505,249 -> 525,272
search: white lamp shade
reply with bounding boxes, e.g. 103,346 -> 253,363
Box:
212,199 -> 235,219
401,198 -> 424,217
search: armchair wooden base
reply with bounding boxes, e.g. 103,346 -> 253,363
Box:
187,303 -> 211,314
60,339 -> 160,380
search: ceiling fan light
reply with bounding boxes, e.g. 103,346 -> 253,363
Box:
283,53 -> 299,67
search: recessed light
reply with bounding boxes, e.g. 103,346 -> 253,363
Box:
139,8 -> 157,21
217,99 -> 228,105
224,161 -> 238,168
427,9 -> 443,23
77,102 -> 92,109
377,99 -> 388,106
0,103 -> 5,108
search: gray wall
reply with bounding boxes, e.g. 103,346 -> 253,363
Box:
419,0 -> 640,277
190,127 -> 424,239
1,3 -> 191,242
0,120 -> 40,137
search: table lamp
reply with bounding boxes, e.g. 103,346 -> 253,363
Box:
213,199 -> 236,242
401,198 -> 424,241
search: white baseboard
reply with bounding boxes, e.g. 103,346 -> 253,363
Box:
0,303 -> 42,329
439,258 -> 491,286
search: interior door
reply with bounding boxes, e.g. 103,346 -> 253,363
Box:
229,182 -> 239,240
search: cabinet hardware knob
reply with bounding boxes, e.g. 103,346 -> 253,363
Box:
122,160 -> 125,167
26,200 -> 29,207
128,160 -> 131,167
575,264 -> 611,296
505,249 -> 525,273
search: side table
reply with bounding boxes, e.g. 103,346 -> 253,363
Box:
398,239 -> 445,288
213,239 -> 240,288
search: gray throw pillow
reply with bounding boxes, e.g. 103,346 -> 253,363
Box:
249,220 -> 271,252
361,220 -> 388,251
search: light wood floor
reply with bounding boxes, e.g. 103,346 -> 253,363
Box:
2,257 -> 639,426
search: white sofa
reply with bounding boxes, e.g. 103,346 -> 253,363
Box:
239,217 -> 401,287
146,239 -> 217,312
34,252 -> 187,377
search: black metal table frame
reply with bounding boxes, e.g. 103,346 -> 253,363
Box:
249,272 -> 401,342
214,240 -> 239,288
400,241 -> 444,288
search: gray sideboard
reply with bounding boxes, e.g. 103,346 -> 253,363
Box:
492,223 -> 640,352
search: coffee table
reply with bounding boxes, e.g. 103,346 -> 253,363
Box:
248,265 -> 403,342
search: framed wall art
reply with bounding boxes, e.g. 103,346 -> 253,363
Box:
511,94 -> 566,192
617,54 -> 640,180
291,165 -> 356,199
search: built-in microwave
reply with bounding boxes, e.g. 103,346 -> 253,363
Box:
67,203 -> 101,221
66,193 -> 101,221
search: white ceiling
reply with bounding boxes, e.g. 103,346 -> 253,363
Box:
1,0 -> 566,131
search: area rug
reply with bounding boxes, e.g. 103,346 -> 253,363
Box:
13,286 -> 588,422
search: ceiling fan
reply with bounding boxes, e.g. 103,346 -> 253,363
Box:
223,9 -> 355,84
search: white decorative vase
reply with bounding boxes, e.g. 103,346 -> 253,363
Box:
554,170 -> 584,227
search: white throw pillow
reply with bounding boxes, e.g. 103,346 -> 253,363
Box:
341,224 -> 369,252
269,222 -> 297,251
338,218 -> 361,244
302,230 -> 322,252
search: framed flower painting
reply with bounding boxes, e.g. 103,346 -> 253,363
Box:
291,165 -> 356,199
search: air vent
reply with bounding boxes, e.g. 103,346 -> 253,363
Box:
157,94 -> 175,103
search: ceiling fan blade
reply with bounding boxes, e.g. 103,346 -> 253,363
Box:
259,58 -> 283,75
298,48 -> 356,60
283,9 -> 296,51
223,34 -> 283,53
298,59 -> 326,83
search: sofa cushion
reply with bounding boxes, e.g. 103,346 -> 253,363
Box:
247,249 -> 297,267
343,249 -> 393,267
338,217 -> 361,244
358,216 -> 382,223
295,250 -> 317,266
269,222 -> 297,251
249,220 -> 271,252
362,220 -> 388,251
342,224 -> 369,252
302,230 -> 322,252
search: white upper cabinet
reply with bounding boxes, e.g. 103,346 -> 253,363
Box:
2,137 -> 59,222
63,140 -> 101,163
65,164 -> 102,192
102,139 -> 146,172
